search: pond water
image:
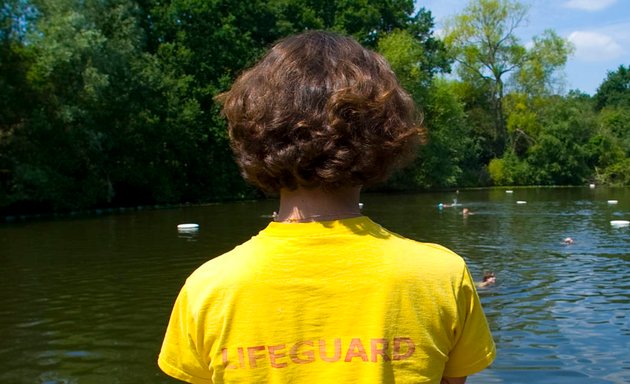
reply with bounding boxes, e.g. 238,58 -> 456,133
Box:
1,187 -> 629,383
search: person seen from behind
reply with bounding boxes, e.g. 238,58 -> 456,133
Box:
158,30 -> 495,384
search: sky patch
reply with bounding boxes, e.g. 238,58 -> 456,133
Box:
568,31 -> 624,62
563,0 -> 617,12
417,0 -> 630,94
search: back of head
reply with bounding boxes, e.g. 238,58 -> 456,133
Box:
217,30 -> 424,193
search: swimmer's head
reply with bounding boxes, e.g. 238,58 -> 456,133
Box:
482,272 -> 496,284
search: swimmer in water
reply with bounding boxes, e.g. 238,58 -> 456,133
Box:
476,272 -> 496,288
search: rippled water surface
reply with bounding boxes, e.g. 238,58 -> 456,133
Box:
1,187 -> 628,383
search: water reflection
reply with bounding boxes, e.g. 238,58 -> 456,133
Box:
0,187 -> 628,383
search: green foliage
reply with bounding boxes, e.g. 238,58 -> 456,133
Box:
594,65 -> 630,111
2,0 -> 628,215
504,93 -> 542,157
488,158 -> 507,185
529,95 -> 600,185
270,0 -> 416,47
388,78 -> 476,189
586,106 -> 630,185
1,0 -> 452,214
445,0 -> 529,83
595,158 -> 630,186
491,93 -> 597,185
377,29 -> 432,104
422,78 -> 478,187
375,24 -> 464,190
0,1 -> 36,196
487,151 -> 530,185
444,0 -> 572,160
513,29 -> 574,96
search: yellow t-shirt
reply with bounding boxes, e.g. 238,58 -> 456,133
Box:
158,216 -> 495,383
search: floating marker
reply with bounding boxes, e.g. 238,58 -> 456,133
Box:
506,190 -> 514,194
177,223 -> 199,231
589,183 -> 595,189
607,200 -> 618,205
358,202 -> 364,209
610,220 -> 629,228
516,201 -> 527,204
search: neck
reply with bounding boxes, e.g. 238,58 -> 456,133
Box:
275,186 -> 362,223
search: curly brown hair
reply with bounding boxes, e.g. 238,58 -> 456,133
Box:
216,30 -> 424,193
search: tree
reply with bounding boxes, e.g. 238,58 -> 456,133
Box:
523,93 -> 595,185
444,0 -> 528,157
1,0 -> 454,214
0,0 -> 36,139
587,106 -> 630,185
376,29 -> 433,103
501,31 -> 573,161
488,91 -> 601,186
376,27 -> 465,190
2,0 -> 165,212
444,0 -> 571,160
0,0 -> 38,208
267,0 -> 424,48
149,0 -> 450,197
513,29 -> 573,96
419,78 -> 478,188
503,92 -> 541,157
594,65 -> 630,111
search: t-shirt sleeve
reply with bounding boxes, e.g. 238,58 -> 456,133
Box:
158,285 -> 214,383
443,266 -> 496,378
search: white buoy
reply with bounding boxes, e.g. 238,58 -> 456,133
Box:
610,220 -> 629,228
177,223 -> 199,231
516,201 -> 527,204
589,183 -> 595,189
505,190 -> 513,194
607,200 -> 618,205
358,203 -> 364,209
